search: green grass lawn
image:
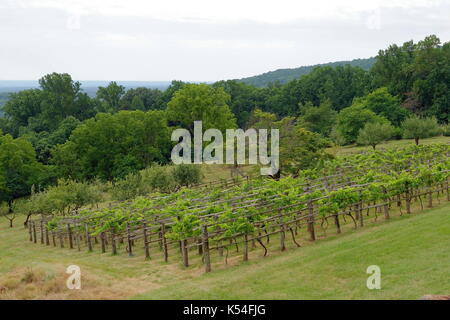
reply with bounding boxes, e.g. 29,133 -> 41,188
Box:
135,202 -> 450,300
1,201 -> 449,299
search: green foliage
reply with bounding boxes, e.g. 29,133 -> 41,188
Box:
357,122 -> 395,149
53,110 -> 171,181
442,124 -> 450,137
334,104 -> 389,144
96,81 -> 125,113
171,164 -> 203,187
298,100 -> 337,136
0,133 -> 45,208
239,57 -> 375,87
166,83 -> 237,133
358,87 -> 410,126
401,116 -> 441,145
141,165 -> 177,194
372,35 -> 450,122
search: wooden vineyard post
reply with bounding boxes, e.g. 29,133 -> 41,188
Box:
278,211 -> 286,251
405,188 -> 411,214
357,190 -> 363,227
446,177 -> 450,202
45,223 -> 50,246
58,226 -> 64,248
85,224 -> 92,252
67,224 -> 74,249
161,223 -> 168,263
307,200 -> 316,241
111,233 -> 117,255
33,221 -> 37,244
28,222 -> 33,242
40,220 -> 44,244
126,223 -> 133,257
101,232 -> 106,253
202,225 -> 211,273
181,239 -> 189,267
75,226 -> 81,251
427,186 -> 433,208
142,222 -> 150,260
382,187 -> 390,220
243,234 -> 249,261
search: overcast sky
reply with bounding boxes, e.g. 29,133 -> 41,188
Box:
1,0 -> 450,81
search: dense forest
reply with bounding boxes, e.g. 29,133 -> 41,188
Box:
237,57 -> 376,87
0,35 -> 449,212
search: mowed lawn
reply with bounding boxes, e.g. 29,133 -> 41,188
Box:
136,203 -> 450,300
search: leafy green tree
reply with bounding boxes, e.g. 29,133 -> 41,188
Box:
166,83 -> 236,133
53,110 -> 171,181
39,73 -> 95,129
2,89 -> 43,134
359,87 -> 410,126
0,133 -> 45,211
334,104 -> 388,144
96,81 -> 125,113
371,40 -> 417,97
250,111 -> 332,176
212,80 -> 259,127
401,116 -> 441,145
130,95 -> 145,111
120,87 -> 164,111
298,100 -> 337,136
356,122 -> 395,149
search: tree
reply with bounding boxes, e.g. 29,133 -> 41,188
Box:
166,83 -> 236,133
333,104 -> 389,145
212,80 -> 259,128
0,133 -> 45,212
359,87 -> 410,126
402,116 -> 441,145
298,100 -> 337,136
52,110 -> 171,181
356,122 -> 395,149
39,73 -> 95,129
249,111 -> 332,176
2,89 -> 43,134
120,87 -> 164,111
96,81 -> 126,113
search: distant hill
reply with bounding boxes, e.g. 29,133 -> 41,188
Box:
237,57 -> 376,87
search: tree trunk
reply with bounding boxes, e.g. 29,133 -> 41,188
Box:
415,137 -> 419,145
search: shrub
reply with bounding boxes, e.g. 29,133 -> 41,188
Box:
171,164 -> 203,187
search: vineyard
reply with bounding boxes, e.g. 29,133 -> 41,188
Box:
27,144 -> 450,273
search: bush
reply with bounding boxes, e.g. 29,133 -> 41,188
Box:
171,164 -> 203,187
111,173 -> 149,201
141,165 -> 177,193
442,124 -> 450,137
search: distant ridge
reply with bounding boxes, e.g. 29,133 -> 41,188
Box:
237,57 -> 376,87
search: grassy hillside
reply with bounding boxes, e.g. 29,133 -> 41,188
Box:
1,200 -> 449,299
136,202 -> 450,300
237,57 -> 375,87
